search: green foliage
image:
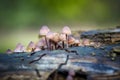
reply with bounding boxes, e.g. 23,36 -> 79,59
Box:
0,0 -> 120,29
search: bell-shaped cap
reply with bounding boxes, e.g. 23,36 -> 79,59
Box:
39,25 -> 50,36
52,33 -> 60,42
20,45 -> 25,52
46,31 -> 54,39
74,39 -> 80,44
59,33 -> 66,41
82,39 -> 90,46
62,26 -> 71,35
34,47 -> 41,52
68,36 -> 75,45
6,49 -> 12,54
27,41 -> 35,50
36,38 -> 46,47
14,43 -> 23,52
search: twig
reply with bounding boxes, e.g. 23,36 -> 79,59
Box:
35,69 -> 41,78
64,49 -> 79,55
54,55 -> 69,80
58,55 -> 69,69
29,54 -> 46,64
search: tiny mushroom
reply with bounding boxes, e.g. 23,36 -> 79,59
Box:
52,33 -> 60,49
6,49 -> 12,54
82,39 -> 90,46
34,47 -> 41,52
14,43 -> 23,52
59,33 -> 66,48
46,31 -> 55,50
68,36 -> 75,47
26,41 -> 36,52
36,38 -> 47,50
46,32 -> 60,50
62,26 -> 72,48
20,45 -> 25,52
39,25 -> 50,49
74,39 -> 81,46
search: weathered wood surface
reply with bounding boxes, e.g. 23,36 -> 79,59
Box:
81,28 -> 120,44
0,43 -> 120,80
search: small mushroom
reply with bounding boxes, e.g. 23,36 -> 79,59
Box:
46,31 -> 54,50
39,25 -> 50,49
34,47 -> 41,52
52,33 -> 60,49
26,41 -> 36,52
46,32 -> 60,50
59,33 -> 66,48
14,43 -> 23,52
36,38 -> 47,50
20,45 -> 26,52
6,49 -> 12,54
62,26 -> 72,48
68,36 -> 75,47
74,39 -> 81,46
82,39 -> 90,46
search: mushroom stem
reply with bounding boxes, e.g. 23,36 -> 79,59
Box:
62,41 -> 64,49
49,39 -> 52,50
66,34 -> 68,48
45,36 -> 49,50
54,42 -> 57,50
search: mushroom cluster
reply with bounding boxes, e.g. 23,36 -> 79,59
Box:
6,26 -> 95,54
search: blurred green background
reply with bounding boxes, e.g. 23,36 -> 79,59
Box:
0,0 -> 120,52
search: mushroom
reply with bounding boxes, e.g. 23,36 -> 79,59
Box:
6,49 -> 12,54
46,32 -> 60,50
62,26 -> 72,48
52,33 -> 60,49
20,45 -> 25,52
36,38 -> 47,50
14,43 -> 23,52
82,39 -> 90,46
74,39 -> 81,46
59,33 -> 66,48
46,31 -> 54,50
39,25 -> 50,49
26,41 -> 36,52
66,69 -> 75,80
68,35 -> 75,47
34,47 -> 41,52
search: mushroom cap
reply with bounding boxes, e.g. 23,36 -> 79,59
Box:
36,38 -> 46,47
39,25 -> 50,36
52,33 -> 60,42
59,33 -> 66,41
27,41 -> 36,49
62,26 -> 71,35
34,47 -> 41,52
14,43 -> 23,52
68,36 -> 75,45
20,45 -> 25,52
82,39 -> 90,46
6,49 -> 12,54
74,39 -> 80,44
46,31 -> 54,39
47,32 -> 60,42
